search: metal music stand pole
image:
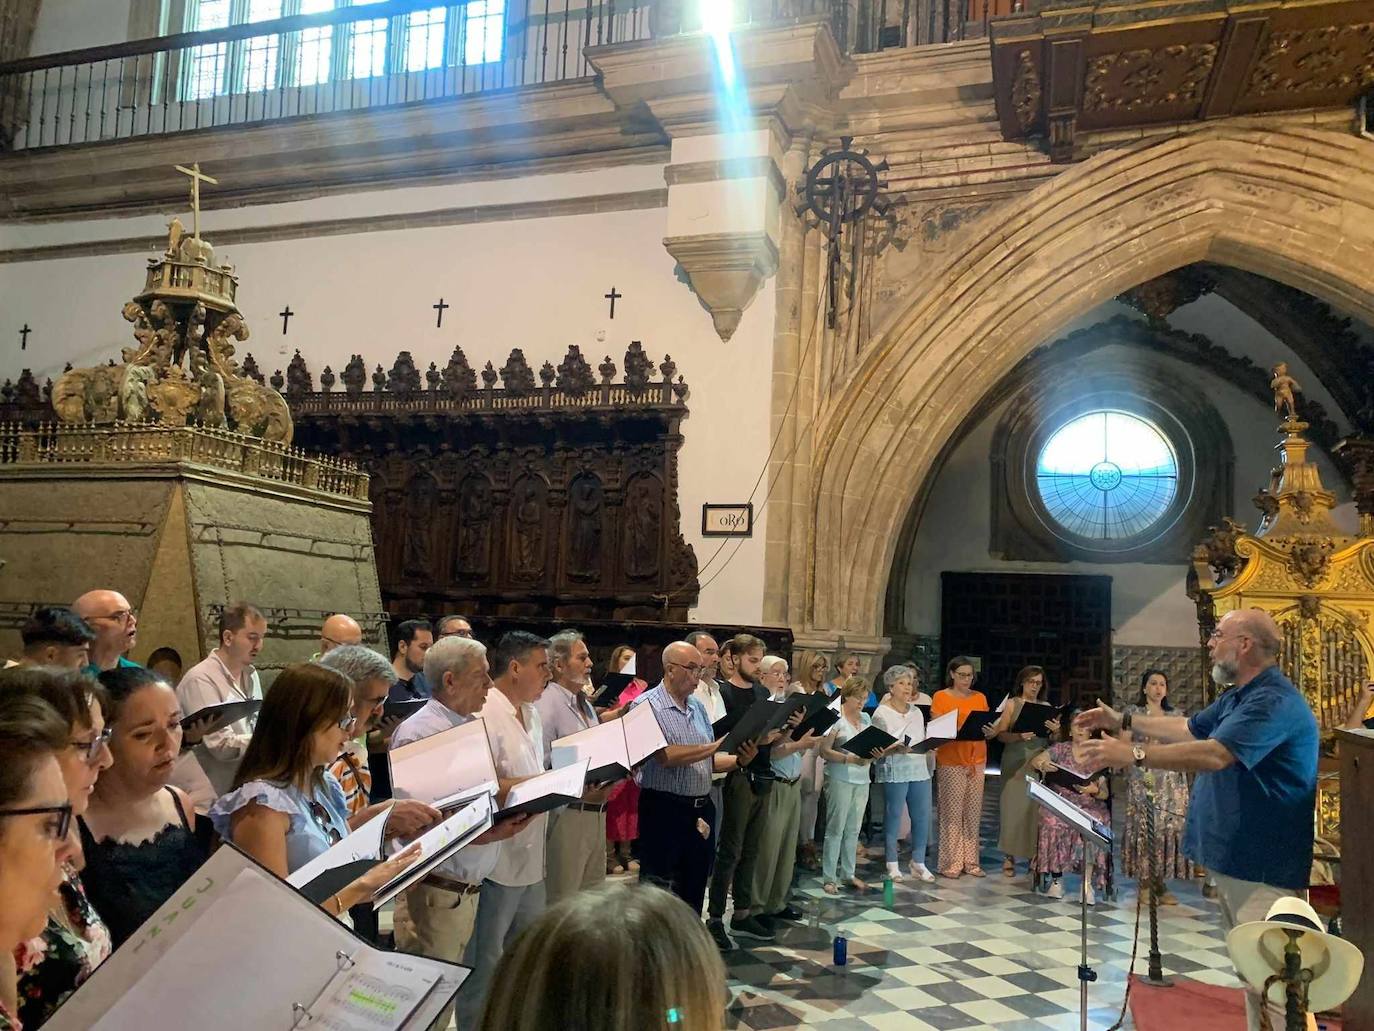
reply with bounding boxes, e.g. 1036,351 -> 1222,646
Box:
1078,842 -> 1096,1031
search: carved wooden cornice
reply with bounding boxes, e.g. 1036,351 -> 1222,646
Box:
991,0 -> 1374,161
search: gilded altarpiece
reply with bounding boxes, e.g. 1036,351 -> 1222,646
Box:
1189,418 -> 1374,848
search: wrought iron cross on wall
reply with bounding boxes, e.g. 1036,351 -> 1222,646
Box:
798,137 -> 892,329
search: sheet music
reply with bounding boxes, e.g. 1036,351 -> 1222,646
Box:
372,794 -> 494,908
306,952 -> 442,1030
47,849 -> 470,1031
827,693 -> 843,712
549,720 -> 629,775
923,710 -> 957,741
503,758 -> 588,810
389,718 -> 496,806
287,806 -> 391,891
621,698 -> 668,764
622,654 -> 636,676
1027,778 -> 1112,847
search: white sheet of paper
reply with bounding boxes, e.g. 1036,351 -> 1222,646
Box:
390,719 -> 496,806
621,699 -> 668,765
550,721 -> 629,774
49,849 -> 469,1031
373,794 -> 494,907
995,695 -> 1011,714
287,805 -> 392,890
923,710 -> 958,741
622,654 -> 636,676
503,758 -> 589,810
827,693 -> 843,712
309,951 -> 443,1030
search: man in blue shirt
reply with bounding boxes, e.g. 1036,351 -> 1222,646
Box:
1081,608 -> 1318,1031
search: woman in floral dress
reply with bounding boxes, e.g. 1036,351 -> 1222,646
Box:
1120,669 -> 1194,905
1030,715 -> 1111,905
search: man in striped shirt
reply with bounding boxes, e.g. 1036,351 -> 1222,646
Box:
635,640 -> 756,949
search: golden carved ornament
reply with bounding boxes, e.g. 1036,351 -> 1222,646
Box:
1246,22 -> 1374,97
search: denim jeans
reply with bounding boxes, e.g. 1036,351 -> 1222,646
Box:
882,778 -> 932,865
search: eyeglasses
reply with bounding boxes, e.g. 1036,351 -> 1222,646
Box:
0,804 -> 73,840
952,671 -> 975,680
1208,628 -> 1251,643
307,798 -> 343,846
96,608 -> 137,624
336,713 -> 357,732
70,728 -> 112,764
439,628 -> 473,639
667,661 -> 703,677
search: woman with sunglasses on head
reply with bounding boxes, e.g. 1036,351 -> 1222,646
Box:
81,667 -> 208,948
1,668 -> 114,1029
0,695 -> 78,1031
209,664 -> 422,920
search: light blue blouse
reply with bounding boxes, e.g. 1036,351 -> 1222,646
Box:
209,773 -> 351,874
825,713 -> 874,786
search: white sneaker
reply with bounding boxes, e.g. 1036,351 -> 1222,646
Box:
1084,884 -> 1096,907
1047,878 -> 1064,899
886,862 -> 904,881
910,863 -> 935,883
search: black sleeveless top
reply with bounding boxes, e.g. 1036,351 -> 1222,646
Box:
78,787 -> 208,947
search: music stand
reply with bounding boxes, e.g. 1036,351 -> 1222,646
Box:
1028,779 -> 1113,1031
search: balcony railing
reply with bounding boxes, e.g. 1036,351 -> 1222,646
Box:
0,0 -> 1003,152
0,0 -> 650,150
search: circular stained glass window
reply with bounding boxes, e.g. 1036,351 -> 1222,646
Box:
1035,411 -> 1178,541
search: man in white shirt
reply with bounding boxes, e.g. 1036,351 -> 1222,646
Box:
389,639 -> 515,955
455,630 -> 552,1028
388,635 -> 531,1026
534,629 -> 615,904
687,631 -> 728,837
171,602 -> 266,811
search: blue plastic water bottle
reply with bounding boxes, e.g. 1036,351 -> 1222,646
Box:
832,934 -> 848,966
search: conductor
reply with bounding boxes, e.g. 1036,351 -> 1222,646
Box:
1077,608 -> 1318,1031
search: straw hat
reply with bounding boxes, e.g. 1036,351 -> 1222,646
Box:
1226,897 -> 1364,1014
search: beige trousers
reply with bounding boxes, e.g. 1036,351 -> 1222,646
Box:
393,881 -> 480,962
544,807 -> 607,904
1212,872 -> 1316,1031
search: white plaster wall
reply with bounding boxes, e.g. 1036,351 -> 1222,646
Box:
30,0 -> 134,55
0,172 -> 778,627
901,308 -> 1359,646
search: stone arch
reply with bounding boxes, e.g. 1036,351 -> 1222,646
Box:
794,124 -> 1374,648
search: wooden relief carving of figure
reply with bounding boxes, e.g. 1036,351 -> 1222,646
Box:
623,475 -> 662,579
511,477 -> 547,578
403,474 -> 437,578
567,474 -> 604,581
456,475 -> 494,578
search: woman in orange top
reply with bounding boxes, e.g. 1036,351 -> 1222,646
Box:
931,657 -> 997,878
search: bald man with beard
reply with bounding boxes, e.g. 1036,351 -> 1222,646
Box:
1079,608 -> 1318,1031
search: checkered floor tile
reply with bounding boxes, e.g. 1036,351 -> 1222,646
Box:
722,791 -> 1236,1030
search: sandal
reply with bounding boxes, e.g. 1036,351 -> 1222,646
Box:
941,868 -> 963,879
1002,856 -> 1015,877
966,867 -> 987,878
849,878 -> 869,892
823,882 -> 840,896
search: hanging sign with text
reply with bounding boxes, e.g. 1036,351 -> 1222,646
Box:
702,503 -> 753,538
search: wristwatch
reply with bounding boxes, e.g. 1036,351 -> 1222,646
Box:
1132,745 -> 1147,768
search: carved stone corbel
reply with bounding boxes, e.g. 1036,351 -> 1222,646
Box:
663,231 -> 780,342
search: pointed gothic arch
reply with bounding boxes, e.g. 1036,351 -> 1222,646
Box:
775,124 -> 1374,653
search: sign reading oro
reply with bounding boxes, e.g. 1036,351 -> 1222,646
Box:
702,503 -> 753,537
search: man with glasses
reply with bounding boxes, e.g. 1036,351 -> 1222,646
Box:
10,607 -> 95,670
1079,608 -> 1318,1031
435,615 -> 474,640
172,601 -> 268,811
316,613 -> 364,657
71,590 -> 141,674
635,641 -> 756,944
